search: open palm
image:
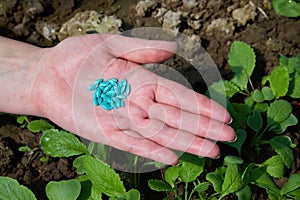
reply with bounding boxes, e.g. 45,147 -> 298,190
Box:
32,34 -> 235,164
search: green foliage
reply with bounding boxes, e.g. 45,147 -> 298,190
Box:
148,154 -> 206,200
268,136 -> 294,168
83,155 -> 126,197
204,41 -> 299,199
0,176 -> 37,200
228,41 -> 256,91
40,129 -> 89,157
272,0 -> 300,17
46,179 -> 81,200
16,116 -> 54,132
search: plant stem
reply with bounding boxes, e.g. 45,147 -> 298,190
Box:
185,182 -> 188,200
133,155 -> 139,188
249,78 -> 255,91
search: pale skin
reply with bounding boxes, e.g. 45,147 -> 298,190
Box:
0,34 -> 236,165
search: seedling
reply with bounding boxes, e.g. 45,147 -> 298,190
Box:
272,0 -> 300,17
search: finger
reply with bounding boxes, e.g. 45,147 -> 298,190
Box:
129,118 -> 220,158
154,78 -> 232,123
102,34 -> 178,64
148,103 -> 236,142
106,130 -> 179,165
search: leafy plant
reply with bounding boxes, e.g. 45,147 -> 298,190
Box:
39,128 -> 140,200
272,0 -> 300,17
148,153 -> 209,200
0,176 -> 37,200
147,41 -> 299,199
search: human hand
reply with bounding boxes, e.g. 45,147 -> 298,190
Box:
32,34 -> 235,165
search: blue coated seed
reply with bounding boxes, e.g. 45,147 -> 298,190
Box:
93,98 -> 99,106
119,79 -> 127,87
100,101 -> 112,110
118,94 -> 126,99
103,84 -> 112,93
106,90 -> 115,97
109,78 -> 118,83
100,81 -> 110,87
114,97 -> 121,107
89,78 -> 130,110
95,79 -> 103,84
97,97 -> 103,103
120,82 -> 126,94
110,98 -> 117,109
101,93 -> 108,99
115,85 -> 121,95
96,89 -> 102,98
125,84 -> 130,96
88,83 -> 99,91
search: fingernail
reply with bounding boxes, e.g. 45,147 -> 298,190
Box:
212,153 -> 221,159
231,135 -> 238,143
227,117 -> 233,124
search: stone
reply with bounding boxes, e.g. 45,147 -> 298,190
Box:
135,0 -> 157,16
58,10 -> 122,41
162,10 -> 182,31
206,18 -> 235,35
232,4 -> 257,26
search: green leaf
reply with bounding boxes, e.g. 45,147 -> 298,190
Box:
272,0 -> 300,17
208,80 -> 240,98
272,114 -> 298,134
288,72 -> 300,98
46,179 -> 81,200
148,179 -> 172,192
269,66 -> 289,99
111,189 -> 141,200
251,168 -> 282,200
90,184 -> 102,200
236,185 -> 252,200
206,172 -> 223,193
220,160 -> 244,199
40,129 -> 88,157
77,177 -> 92,200
18,146 -> 32,153
16,115 -> 29,124
192,182 -> 210,193
73,155 -> 86,175
281,174 -> 300,195
0,176 -> 37,200
279,54 -> 300,73
228,41 -> 256,90
83,155 -> 126,197
164,166 -> 179,188
261,155 -> 285,178
224,129 -> 246,155
178,153 -> 205,183
88,142 -> 107,162
242,163 -> 255,185
231,103 -> 252,129
254,102 -> 268,112
247,110 -> 263,133
261,87 -> 275,101
267,100 -> 292,128
224,155 -> 244,165
269,136 -> 294,168
253,89 -> 264,103
27,119 -> 54,133
287,189 -> 300,199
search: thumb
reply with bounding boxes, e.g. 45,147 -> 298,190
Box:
104,34 -> 178,64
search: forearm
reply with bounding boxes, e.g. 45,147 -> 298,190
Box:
0,36 -> 44,115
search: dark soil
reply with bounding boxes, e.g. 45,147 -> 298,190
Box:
0,0 -> 299,199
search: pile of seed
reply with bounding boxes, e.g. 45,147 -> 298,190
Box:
88,78 -> 130,110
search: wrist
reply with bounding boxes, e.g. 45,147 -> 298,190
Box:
0,37 -> 47,116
